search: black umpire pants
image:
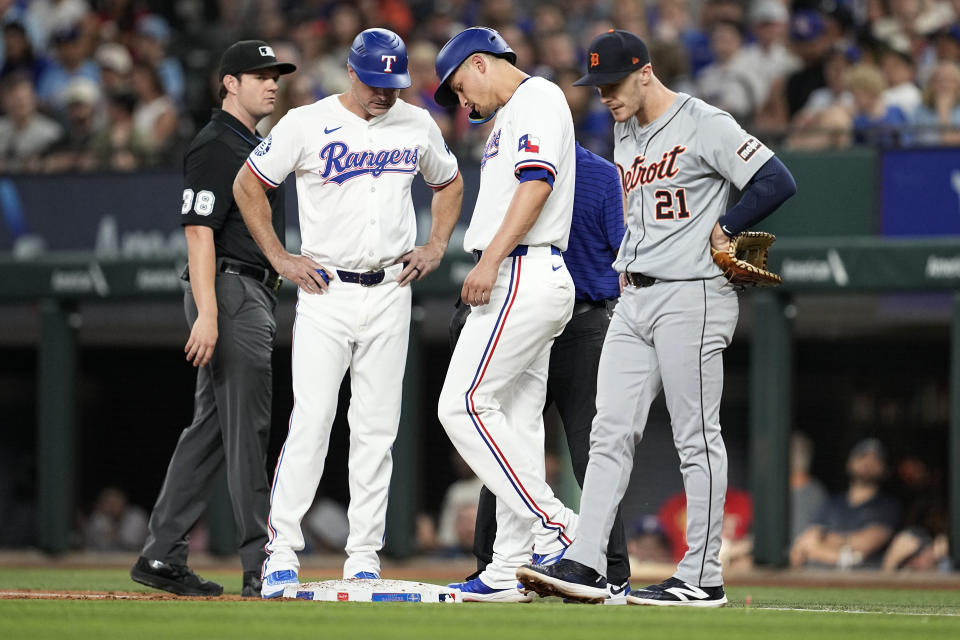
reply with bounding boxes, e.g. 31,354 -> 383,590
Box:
142,271 -> 276,574
449,300 -> 632,586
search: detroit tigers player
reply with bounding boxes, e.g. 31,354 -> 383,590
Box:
518,29 -> 796,606
233,28 -> 463,598
433,27 -> 578,602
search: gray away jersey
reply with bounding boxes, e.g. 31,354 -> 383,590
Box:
612,93 -> 774,280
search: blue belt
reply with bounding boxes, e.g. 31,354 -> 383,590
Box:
336,269 -> 385,286
473,244 -> 561,262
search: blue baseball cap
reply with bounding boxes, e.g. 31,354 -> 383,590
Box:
791,9 -> 827,42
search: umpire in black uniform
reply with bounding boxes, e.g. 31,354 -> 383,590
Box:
130,41 -> 295,597
451,143 -> 633,599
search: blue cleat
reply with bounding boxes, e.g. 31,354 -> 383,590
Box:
261,569 -> 299,599
447,577 -> 533,603
352,571 -> 380,579
531,546 -> 567,566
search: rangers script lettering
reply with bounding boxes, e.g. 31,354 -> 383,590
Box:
318,142 -> 419,184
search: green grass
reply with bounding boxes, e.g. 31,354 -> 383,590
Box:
1,568 -> 958,640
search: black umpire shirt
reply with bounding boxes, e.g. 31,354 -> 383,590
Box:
180,109 -> 285,268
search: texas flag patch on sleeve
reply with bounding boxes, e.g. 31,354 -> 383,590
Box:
518,134 -> 540,153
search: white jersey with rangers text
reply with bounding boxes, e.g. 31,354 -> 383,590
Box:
247,96 -> 459,270
612,93 -> 774,280
464,77 -> 575,252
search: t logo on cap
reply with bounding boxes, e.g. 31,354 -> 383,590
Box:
259,45 -> 275,57
590,52 -> 599,68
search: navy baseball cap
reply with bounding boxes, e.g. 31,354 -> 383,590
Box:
219,40 -> 296,80
573,29 -> 650,86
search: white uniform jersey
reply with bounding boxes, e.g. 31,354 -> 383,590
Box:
464,77 -> 576,252
247,96 -> 459,270
612,93 -> 773,280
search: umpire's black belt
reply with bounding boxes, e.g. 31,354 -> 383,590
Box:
218,259 -> 282,291
336,268 -> 385,286
624,272 -> 657,288
473,244 -> 562,262
182,258 -> 281,291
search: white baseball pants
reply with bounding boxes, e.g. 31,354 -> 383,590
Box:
264,265 -> 410,579
439,248 -> 576,588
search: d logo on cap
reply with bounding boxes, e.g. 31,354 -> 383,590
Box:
590,52 -> 599,68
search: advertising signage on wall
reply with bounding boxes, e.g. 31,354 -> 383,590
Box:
880,147 -> 960,237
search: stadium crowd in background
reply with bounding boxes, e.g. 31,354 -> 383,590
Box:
0,0 -> 958,174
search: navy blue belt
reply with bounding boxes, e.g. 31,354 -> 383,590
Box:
473,244 -> 561,262
336,269 -> 385,286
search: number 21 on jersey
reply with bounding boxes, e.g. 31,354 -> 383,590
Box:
654,188 -> 690,220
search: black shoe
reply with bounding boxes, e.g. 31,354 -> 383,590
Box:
626,576 -> 727,607
516,558 -> 608,604
130,556 -> 223,597
241,571 -> 262,598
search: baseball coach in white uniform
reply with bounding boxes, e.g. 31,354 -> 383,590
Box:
433,27 -> 579,602
234,28 -> 463,598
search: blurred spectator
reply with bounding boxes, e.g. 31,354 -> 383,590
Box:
627,514 -> 673,567
303,497 -> 350,553
796,45 -> 856,120
742,1 -> 802,131
310,3 -> 362,98
718,487 -> 754,571
883,451 -> 951,571
82,486 -> 148,552
434,452 -> 483,554
789,432 -> 828,541
656,486 -> 752,564
650,0 -> 712,76
94,42 -> 132,94
43,76 -> 99,172
131,61 -> 177,157
89,87 -> 150,170
696,20 -> 761,122
911,60 -> 960,144
557,66 -> 613,158
786,104 -> 855,149
36,21 -> 100,110
0,21 -> 52,85
785,9 -> 834,117
400,40 -> 453,139
132,14 -> 184,105
790,438 -> 901,569
847,62 -> 909,145
648,38 -> 695,94
0,73 -> 64,172
880,43 -> 923,114
24,0 -> 90,52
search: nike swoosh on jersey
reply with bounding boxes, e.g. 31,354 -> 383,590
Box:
620,134 -> 630,142
324,125 -> 342,134
552,264 -> 563,271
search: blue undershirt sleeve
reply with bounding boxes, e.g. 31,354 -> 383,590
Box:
717,156 -> 797,237
516,167 -> 555,188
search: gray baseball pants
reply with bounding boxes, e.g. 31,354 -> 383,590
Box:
142,272 -> 276,574
565,276 -> 738,586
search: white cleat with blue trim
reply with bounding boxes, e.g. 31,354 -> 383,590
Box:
261,569 -> 299,599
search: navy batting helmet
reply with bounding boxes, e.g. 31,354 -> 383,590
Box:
348,28 -> 410,89
433,27 -> 517,107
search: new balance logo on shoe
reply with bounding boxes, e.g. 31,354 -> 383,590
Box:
626,577 -> 727,607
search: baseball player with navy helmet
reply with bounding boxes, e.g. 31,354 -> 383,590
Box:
433,27 -> 578,602
233,28 -> 463,598
519,30 -> 796,606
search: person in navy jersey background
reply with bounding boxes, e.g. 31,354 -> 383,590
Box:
452,142 -> 632,601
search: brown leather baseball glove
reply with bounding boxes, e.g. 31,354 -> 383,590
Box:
711,231 -> 782,287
